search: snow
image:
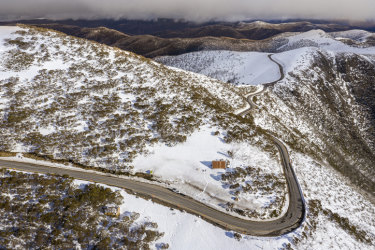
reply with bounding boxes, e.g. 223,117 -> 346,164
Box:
157,30 -> 375,90
0,25 -> 285,219
291,152 -> 375,250
1,25 -> 375,248
234,84 -> 264,115
272,47 -> 316,74
152,28 -> 375,248
157,51 -> 281,86
133,125 -> 285,218
0,25 -> 248,169
134,126 -> 229,178
281,29 -> 375,55
330,30 -> 372,42
71,147 -> 375,250
0,26 -> 22,50
120,190 -> 283,250
4,163 -> 375,250
156,29 -> 375,88
250,21 -> 270,26
39,126 -> 55,136
71,179 -> 291,250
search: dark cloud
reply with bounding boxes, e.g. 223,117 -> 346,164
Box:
0,0 -> 374,22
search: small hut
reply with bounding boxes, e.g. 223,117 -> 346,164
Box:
212,160 -> 226,169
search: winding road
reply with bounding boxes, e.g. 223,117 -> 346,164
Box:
0,54 -> 305,236
238,55 -> 285,117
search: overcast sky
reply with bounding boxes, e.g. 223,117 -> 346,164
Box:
0,0 -> 374,22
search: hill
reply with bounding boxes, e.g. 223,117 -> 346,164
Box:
0,25 -> 289,221
158,29 -> 375,197
14,24 -> 268,57
2,20 -> 371,58
1,25 -> 375,249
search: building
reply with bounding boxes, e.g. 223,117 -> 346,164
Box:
212,160 -> 226,169
103,205 -> 121,217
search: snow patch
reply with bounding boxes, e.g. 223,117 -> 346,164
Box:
157,51 -> 281,86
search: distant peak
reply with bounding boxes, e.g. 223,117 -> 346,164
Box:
250,21 -> 272,26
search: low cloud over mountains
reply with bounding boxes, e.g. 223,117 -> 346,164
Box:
1,0 -> 374,22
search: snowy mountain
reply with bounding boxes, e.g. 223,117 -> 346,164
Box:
157,51 -> 281,85
0,25 -> 290,222
159,29 -> 375,194
154,29 -> 375,248
1,25 -> 375,249
156,29 -> 375,85
19,21 -> 374,59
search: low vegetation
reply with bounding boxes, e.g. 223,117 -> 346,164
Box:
0,25 -> 276,174
221,166 -> 286,219
0,25 -> 286,224
0,169 -> 165,249
291,199 -> 373,247
254,51 -> 375,195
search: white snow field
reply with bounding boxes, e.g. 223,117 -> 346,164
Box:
330,30 -> 373,42
157,51 -> 281,85
133,125 -> 287,220
279,29 -> 375,55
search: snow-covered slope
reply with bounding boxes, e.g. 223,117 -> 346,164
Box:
157,51 -> 281,85
132,126 -> 286,218
277,29 -> 375,54
156,29 -> 375,88
330,29 -> 373,42
0,25 -> 244,166
2,25 -> 375,249
82,155 -> 375,250
159,29 -> 375,196
266,48 -> 375,187
0,25 -> 288,220
154,29 -> 375,248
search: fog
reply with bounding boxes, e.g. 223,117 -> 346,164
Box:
0,0 -> 374,22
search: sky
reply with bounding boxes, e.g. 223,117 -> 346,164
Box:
0,0 -> 374,22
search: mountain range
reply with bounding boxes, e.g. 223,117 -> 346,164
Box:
1,19 -> 374,57
1,20 -> 375,249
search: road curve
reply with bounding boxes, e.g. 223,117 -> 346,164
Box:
0,54 -> 305,236
238,54 -> 305,235
265,54 -> 285,87
238,54 -> 284,117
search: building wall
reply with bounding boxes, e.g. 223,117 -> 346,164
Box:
212,161 -> 226,169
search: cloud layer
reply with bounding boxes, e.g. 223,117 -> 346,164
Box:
1,0 -> 374,22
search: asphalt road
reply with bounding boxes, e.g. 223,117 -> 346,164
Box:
238,54 -> 285,117
265,54 -> 285,87
0,54 -> 305,236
